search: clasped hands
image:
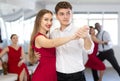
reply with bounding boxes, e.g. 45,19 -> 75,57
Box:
74,25 -> 89,39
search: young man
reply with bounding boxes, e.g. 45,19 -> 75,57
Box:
50,1 -> 94,81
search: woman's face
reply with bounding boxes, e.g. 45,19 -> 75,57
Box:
40,13 -> 53,32
11,35 -> 18,44
90,28 -> 95,35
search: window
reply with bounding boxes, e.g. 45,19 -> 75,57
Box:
103,13 -> 118,45
72,12 -> 118,45
73,12 -> 88,27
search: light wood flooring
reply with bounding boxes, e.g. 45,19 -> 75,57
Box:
85,67 -> 120,81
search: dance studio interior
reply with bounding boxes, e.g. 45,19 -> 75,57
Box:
0,0 -> 120,81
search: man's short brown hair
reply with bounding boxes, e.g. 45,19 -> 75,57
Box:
55,1 -> 72,14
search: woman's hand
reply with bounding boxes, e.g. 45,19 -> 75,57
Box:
18,59 -> 24,67
75,25 -> 90,39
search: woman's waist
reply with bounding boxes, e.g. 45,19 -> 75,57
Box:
39,57 -> 56,64
41,54 -> 56,57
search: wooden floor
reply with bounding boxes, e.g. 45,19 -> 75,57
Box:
85,67 -> 120,81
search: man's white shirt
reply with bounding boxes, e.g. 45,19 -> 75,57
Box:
50,24 -> 94,73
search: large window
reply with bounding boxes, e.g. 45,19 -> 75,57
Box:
72,12 -> 118,45
73,12 -> 88,27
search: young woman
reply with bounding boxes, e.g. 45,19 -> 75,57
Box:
85,26 -> 107,81
0,34 -> 30,81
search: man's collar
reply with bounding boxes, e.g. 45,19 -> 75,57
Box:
59,23 -> 73,32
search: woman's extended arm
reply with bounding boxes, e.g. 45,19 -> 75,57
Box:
35,34 -> 77,48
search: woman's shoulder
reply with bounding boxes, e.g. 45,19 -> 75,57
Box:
35,33 -> 46,38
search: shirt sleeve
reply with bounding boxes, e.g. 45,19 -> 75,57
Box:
78,37 -> 94,54
84,41 -> 94,54
104,31 -> 113,47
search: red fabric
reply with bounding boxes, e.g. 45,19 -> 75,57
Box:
85,42 -> 106,70
31,33 -> 57,81
7,46 -> 30,81
0,48 -> 2,52
0,48 -> 2,67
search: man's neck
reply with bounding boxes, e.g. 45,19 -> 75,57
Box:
60,24 -> 70,31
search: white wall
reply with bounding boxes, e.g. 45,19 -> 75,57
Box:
46,3 -> 120,67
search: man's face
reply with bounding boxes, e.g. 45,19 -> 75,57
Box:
95,23 -> 101,32
56,8 -> 72,26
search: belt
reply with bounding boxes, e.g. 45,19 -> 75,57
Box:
57,71 -> 84,77
99,48 -> 112,53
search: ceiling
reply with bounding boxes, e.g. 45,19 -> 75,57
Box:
0,0 -> 120,17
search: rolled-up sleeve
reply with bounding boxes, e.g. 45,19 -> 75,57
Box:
79,38 -> 94,54
84,41 -> 94,54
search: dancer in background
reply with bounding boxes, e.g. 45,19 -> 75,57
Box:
0,34 -> 30,81
92,22 -> 120,81
85,26 -> 107,81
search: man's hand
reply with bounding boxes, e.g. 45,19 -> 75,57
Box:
76,25 -> 89,39
34,51 -> 41,60
103,41 -> 108,45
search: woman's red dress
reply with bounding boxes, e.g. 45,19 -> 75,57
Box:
7,46 -> 30,81
31,33 -> 57,81
85,42 -> 105,70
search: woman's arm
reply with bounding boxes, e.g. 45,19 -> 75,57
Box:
20,47 -> 26,63
35,35 -> 77,48
0,47 -> 8,58
35,26 -> 91,48
18,47 -> 26,67
92,36 -> 107,44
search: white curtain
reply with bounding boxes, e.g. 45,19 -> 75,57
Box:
0,14 -> 35,52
